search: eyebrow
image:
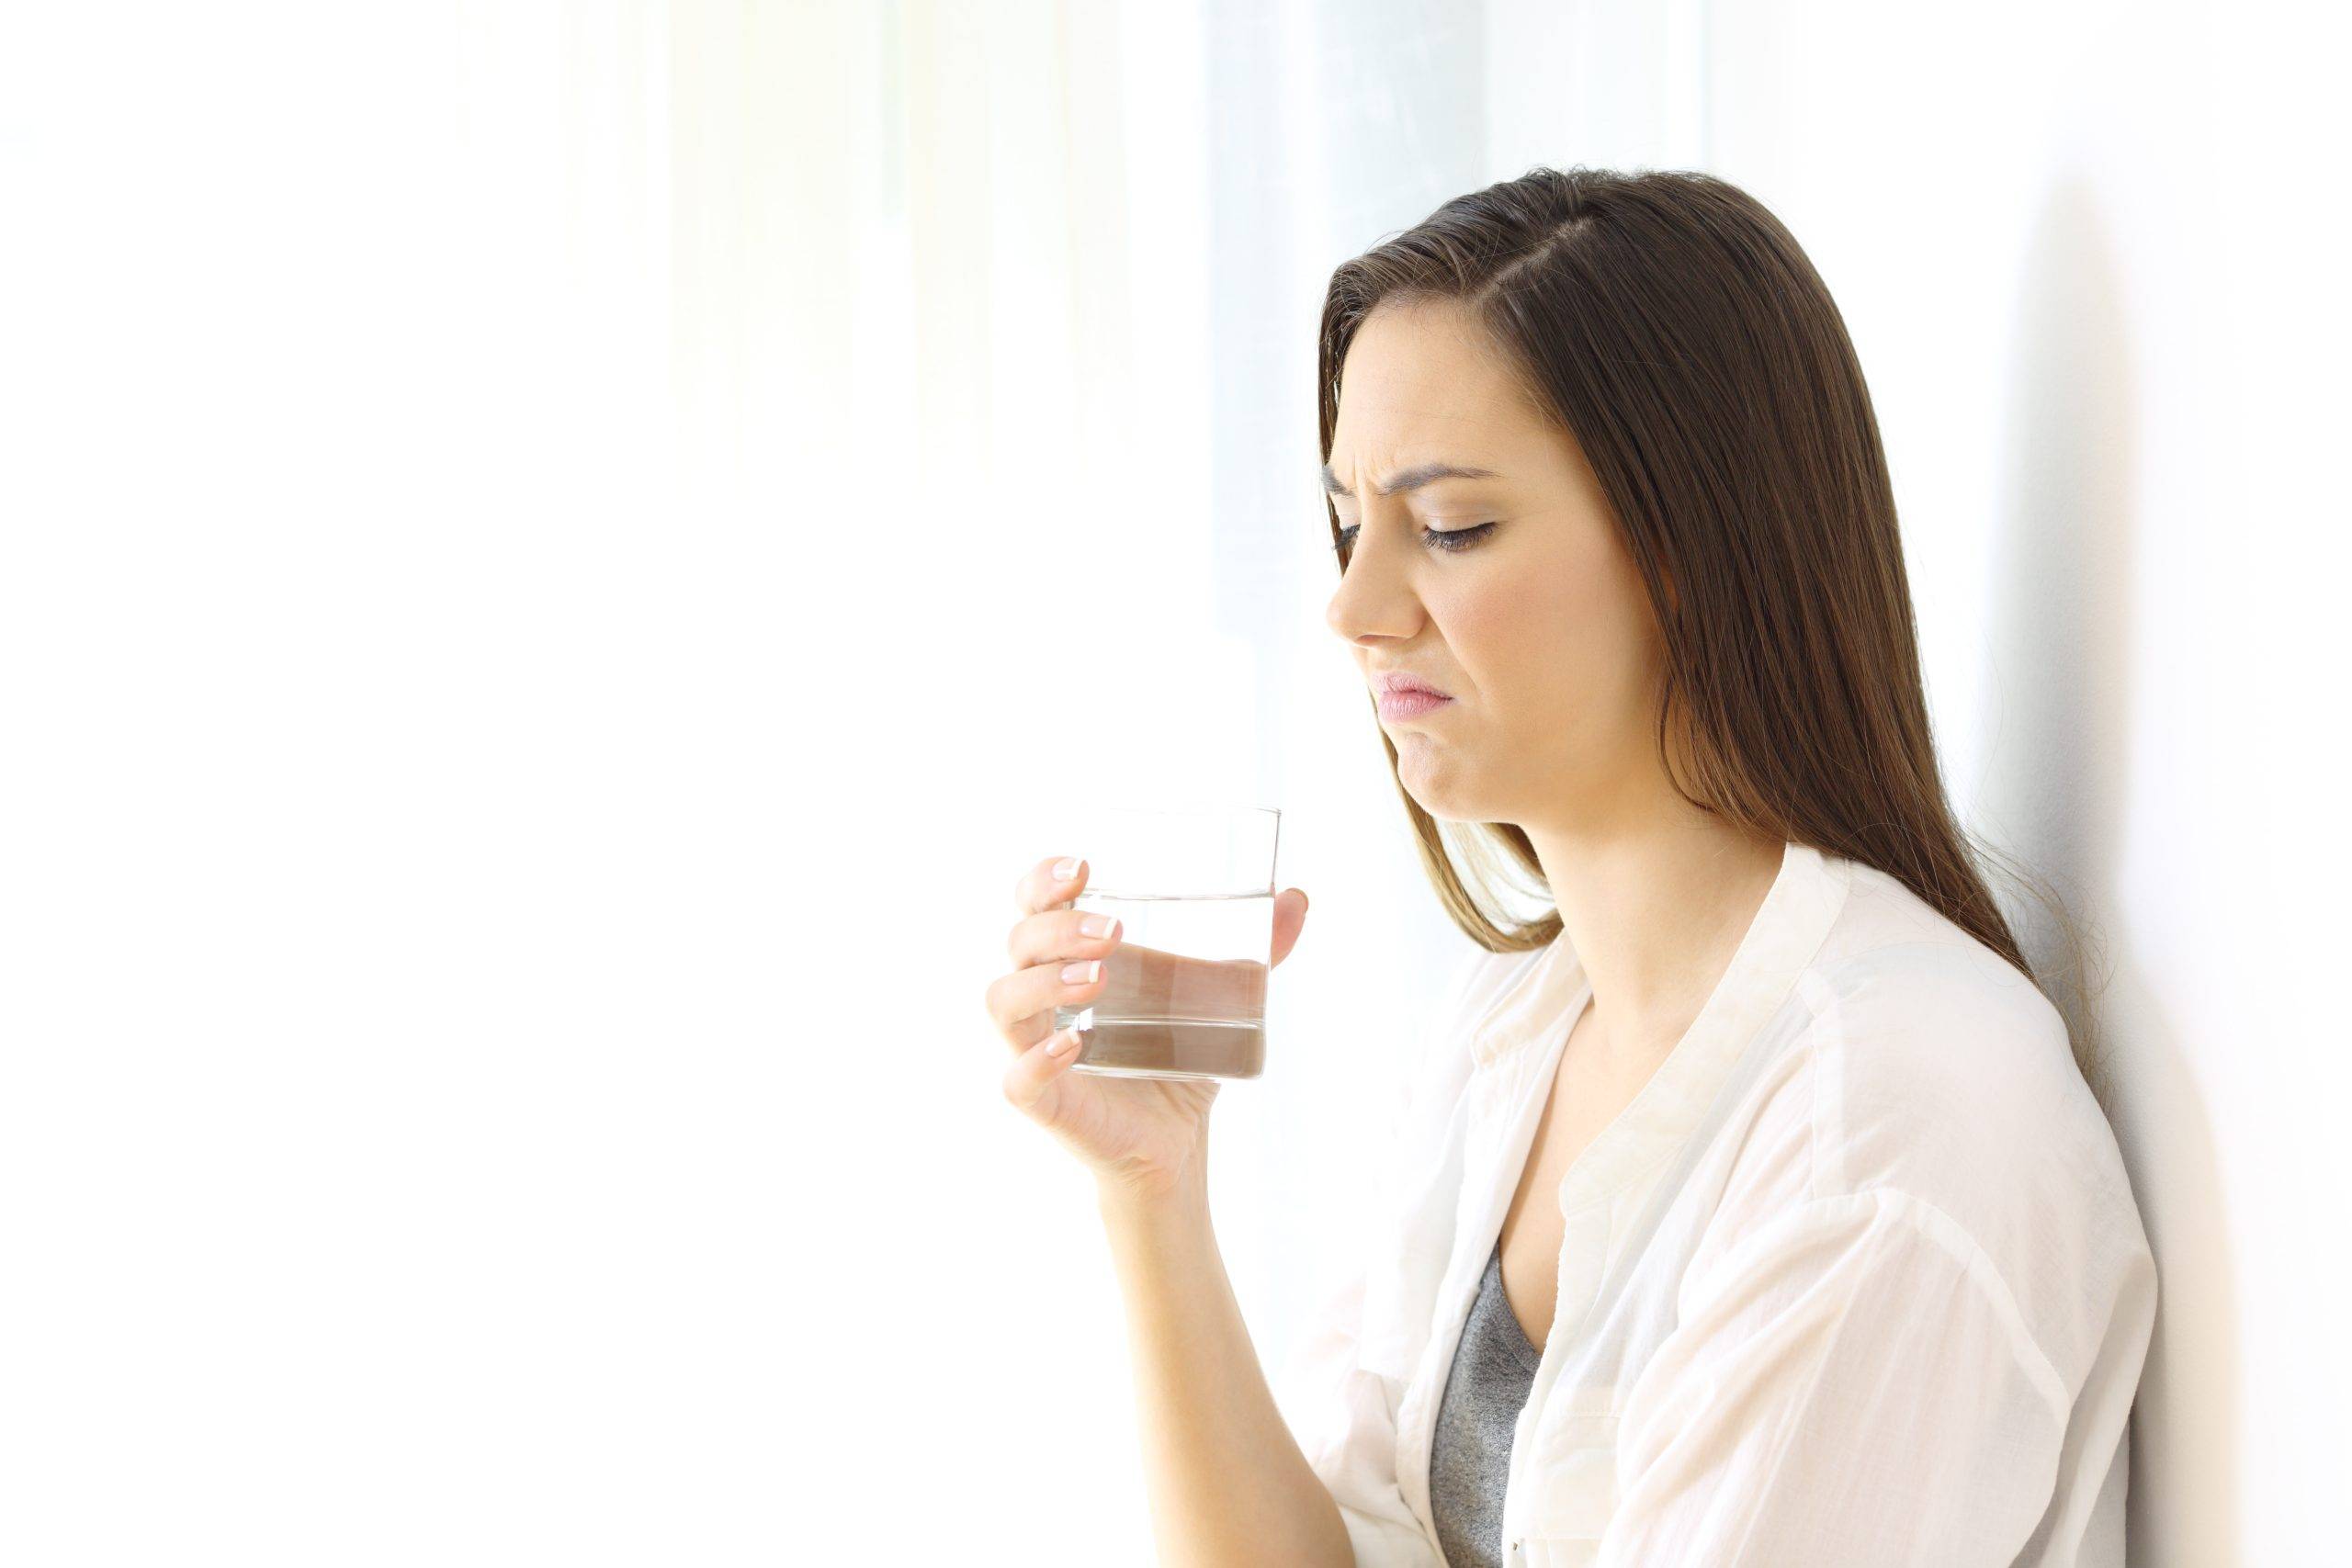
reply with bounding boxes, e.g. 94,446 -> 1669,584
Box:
1319,460 -> 1501,499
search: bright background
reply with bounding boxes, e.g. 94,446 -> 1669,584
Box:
2,3 -> 2344,1563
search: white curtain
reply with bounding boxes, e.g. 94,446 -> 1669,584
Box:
1,2 -> 1506,1560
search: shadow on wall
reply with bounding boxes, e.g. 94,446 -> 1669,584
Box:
1975,175 -> 2238,1567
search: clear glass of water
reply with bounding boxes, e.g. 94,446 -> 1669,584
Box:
1054,803 -> 1281,1082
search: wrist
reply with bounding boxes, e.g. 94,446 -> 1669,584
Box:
1094,1162 -> 1210,1227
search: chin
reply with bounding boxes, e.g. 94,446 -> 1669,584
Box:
1398,773 -> 1488,825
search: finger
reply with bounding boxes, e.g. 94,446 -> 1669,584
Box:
1002,1025 -> 1087,1118
982,953 -> 1111,1054
1270,886 -> 1309,967
1006,902 -> 1124,969
1015,853 -> 1090,916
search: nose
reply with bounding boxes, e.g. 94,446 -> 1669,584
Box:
1323,515 -> 1429,649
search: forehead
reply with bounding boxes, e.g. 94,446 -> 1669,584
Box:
1329,299 -> 1538,460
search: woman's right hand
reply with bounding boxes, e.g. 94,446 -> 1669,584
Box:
986,853 -> 1308,1205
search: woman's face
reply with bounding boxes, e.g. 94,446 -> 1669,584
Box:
1323,297 -> 1669,831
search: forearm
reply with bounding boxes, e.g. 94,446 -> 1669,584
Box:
1097,1158 -> 1353,1568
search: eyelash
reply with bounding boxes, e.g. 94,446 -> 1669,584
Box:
1333,521 -> 1497,557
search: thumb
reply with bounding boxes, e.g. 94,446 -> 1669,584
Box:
1270,886 -> 1309,967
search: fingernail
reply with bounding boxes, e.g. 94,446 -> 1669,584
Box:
1080,914 -> 1117,939
1052,856 -> 1082,882
1061,960 -> 1102,984
1047,1028 -> 1082,1056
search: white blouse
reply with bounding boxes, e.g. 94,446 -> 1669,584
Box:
1277,840 -> 2157,1568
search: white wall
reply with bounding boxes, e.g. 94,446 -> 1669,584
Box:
1483,2 -> 2350,1561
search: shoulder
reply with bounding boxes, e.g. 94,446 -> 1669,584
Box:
1404,937 -> 1553,1082
1798,863 -> 2113,1203
1442,936 -> 1550,1017
1716,862 -> 2106,1201
1379,936 -> 1555,1174
1699,861 -> 2155,1388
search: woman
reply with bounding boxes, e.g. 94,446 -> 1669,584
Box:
981,166 -> 2156,1567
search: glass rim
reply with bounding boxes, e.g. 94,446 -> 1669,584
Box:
1077,801 -> 1281,820
1066,801 -> 1281,898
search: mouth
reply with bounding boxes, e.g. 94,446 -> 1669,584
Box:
1370,671 -> 1453,722
1375,686 -> 1454,721
1371,671 -> 1452,700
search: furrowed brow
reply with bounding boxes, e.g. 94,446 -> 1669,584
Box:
1319,460 -> 1500,499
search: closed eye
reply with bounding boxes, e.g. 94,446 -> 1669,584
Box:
1333,521 -> 1496,558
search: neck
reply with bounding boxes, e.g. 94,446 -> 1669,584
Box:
1523,809 -> 1787,1068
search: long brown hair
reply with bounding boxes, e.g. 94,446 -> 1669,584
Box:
1317,165 -> 2110,1105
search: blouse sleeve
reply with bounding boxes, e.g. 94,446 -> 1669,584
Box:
1598,1187 -> 2074,1566
1278,947 -> 1502,1568
1284,1259 -> 1446,1568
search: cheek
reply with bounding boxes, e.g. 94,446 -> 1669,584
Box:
1471,566 -> 1649,708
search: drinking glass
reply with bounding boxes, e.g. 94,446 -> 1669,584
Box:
1054,804 -> 1282,1082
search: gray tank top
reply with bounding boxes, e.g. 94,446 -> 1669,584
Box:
1429,1239 -> 1543,1567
